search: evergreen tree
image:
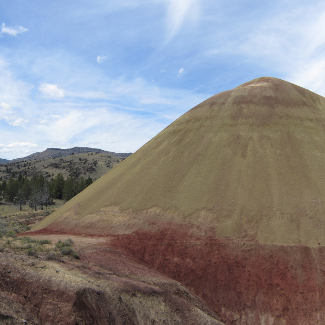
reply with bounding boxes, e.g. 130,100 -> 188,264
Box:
75,177 -> 86,194
20,177 -> 31,200
4,178 -> 18,202
15,189 -> 26,211
85,176 -> 93,187
62,176 -> 76,201
0,180 -> 7,197
51,173 -> 65,199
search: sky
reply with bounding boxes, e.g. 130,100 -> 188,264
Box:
0,0 -> 325,159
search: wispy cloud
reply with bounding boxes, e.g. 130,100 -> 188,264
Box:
0,142 -> 38,157
178,68 -> 185,76
0,103 -> 27,126
1,23 -> 28,36
7,142 -> 37,148
164,0 -> 200,40
232,4 -> 325,95
0,57 -> 208,157
4,0 -> 325,160
36,110 -> 101,143
97,55 -> 108,64
39,83 -> 65,98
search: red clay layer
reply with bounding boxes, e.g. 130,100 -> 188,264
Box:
110,229 -> 325,325
29,224 -> 325,324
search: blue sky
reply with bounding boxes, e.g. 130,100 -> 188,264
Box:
0,0 -> 324,159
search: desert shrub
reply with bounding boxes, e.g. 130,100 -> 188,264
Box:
6,230 -> 16,238
60,247 -> 79,259
66,238 -> 74,245
60,246 -> 73,255
0,221 -> 8,234
70,250 -> 79,259
21,237 -> 37,244
27,247 -> 36,256
20,224 -> 31,232
39,239 -> 51,245
55,240 -> 64,249
55,238 -> 78,259
55,239 -> 72,249
46,251 -> 61,261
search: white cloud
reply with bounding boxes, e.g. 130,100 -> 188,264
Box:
0,58 -> 32,106
288,60 -> 325,93
164,0 -> 200,40
0,103 -> 11,110
1,23 -> 28,36
36,110 -> 102,144
205,4 -> 325,96
0,103 -> 27,126
178,68 -> 185,76
39,83 -> 65,98
0,51 -> 208,159
0,142 -> 37,157
7,142 -> 37,148
97,55 -> 108,64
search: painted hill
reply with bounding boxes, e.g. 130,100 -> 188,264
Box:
31,77 -> 325,324
34,77 -> 325,246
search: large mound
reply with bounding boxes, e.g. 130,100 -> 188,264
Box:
34,77 -> 325,246
31,77 -> 325,324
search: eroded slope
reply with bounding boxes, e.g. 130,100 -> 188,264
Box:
0,244 -> 223,325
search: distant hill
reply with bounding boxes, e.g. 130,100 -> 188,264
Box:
0,149 -> 132,181
0,158 -> 10,164
12,147 -> 132,162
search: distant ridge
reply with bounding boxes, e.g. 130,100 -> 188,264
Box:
0,158 -> 10,164
11,147 -> 132,162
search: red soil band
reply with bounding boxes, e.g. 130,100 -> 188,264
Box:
111,228 -> 325,325
28,224 -> 325,324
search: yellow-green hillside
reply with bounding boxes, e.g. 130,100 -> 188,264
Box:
33,77 -> 325,245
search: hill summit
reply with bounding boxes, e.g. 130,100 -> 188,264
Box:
33,77 -> 325,246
